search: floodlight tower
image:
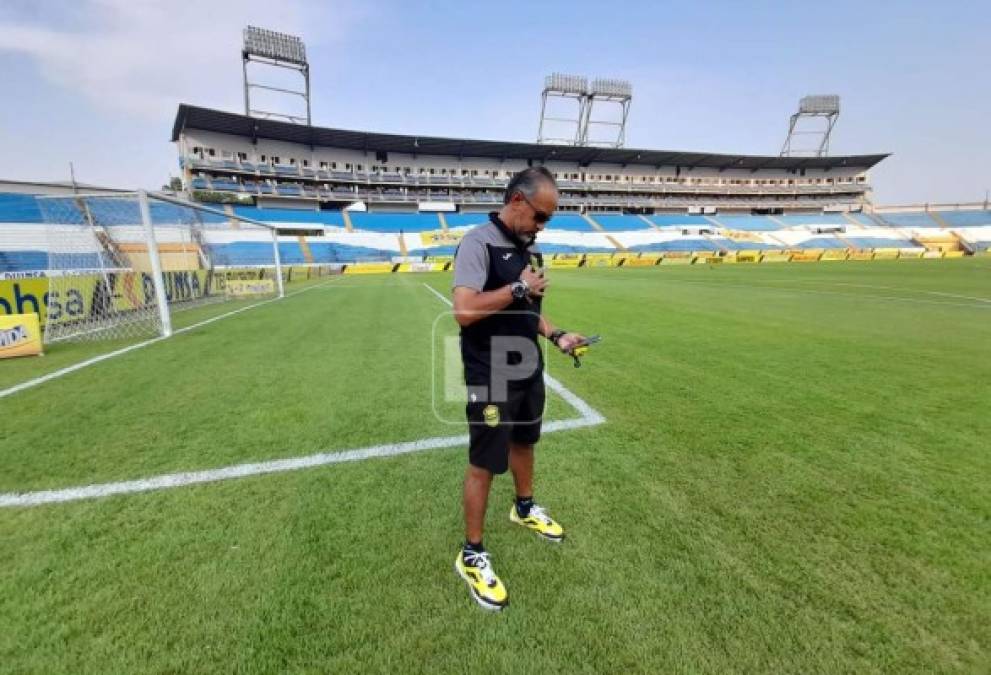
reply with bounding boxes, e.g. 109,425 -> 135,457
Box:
242,26 -> 311,125
780,95 -> 840,157
537,73 -> 589,145
579,78 -> 633,148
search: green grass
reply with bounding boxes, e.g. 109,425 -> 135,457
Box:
1,259 -> 989,673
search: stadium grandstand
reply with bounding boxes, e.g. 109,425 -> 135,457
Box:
2,100 -> 990,277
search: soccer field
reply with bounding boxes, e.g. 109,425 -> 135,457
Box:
1,259 -> 989,672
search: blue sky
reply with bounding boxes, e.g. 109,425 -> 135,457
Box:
1,0 -> 988,204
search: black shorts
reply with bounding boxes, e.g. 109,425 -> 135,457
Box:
466,376 -> 545,474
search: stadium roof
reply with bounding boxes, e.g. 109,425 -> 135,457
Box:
172,104 -> 889,171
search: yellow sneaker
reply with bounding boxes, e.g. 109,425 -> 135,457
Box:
509,503 -> 565,542
454,549 -> 509,611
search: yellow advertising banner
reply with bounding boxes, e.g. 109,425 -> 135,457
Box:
584,254 -> 613,267
790,251 -> 822,262
419,230 -> 465,246
0,271 -> 216,327
0,313 -> 43,359
760,251 -> 791,263
609,255 -> 633,267
692,253 -> 718,264
658,252 -> 692,265
943,250 -> 966,258
848,251 -> 875,261
820,250 -> 849,261
872,249 -> 901,260
345,262 -> 397,275
735,251 -> 761,263
226,279 -> 276,296
548,258 -> 581,269
622,257 -> 657,267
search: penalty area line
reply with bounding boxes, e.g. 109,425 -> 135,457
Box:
0,280 -> 333,401
0,281 -> 606,508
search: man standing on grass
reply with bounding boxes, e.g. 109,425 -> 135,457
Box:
450,167 -> 587,611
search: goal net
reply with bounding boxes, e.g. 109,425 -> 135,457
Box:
37,191 -> 284,343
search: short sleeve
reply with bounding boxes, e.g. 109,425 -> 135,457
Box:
452,236 -> 489,291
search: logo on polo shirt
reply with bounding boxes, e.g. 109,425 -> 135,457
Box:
482,405 -> 500,427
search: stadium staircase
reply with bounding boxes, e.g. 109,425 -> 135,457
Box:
581,213 -> 603,231
703,215 -> 725,229
841,212 -> 863,228
929,211 -> 951,229
397,233 -> 409,256
297,236 -> 315,263
637,215 -> 659,230
864,211 -> 893,228
581,213 -> 627,251
342,210 -> 354,232
702,232 -> 729,254
768,215 -> 788,228
223,204 -> 240,230
437,212 -> 449,232
835,233 -> 859,250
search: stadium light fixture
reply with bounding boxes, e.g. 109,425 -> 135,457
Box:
538,73 -> 589,145
242,26 -> 311,125
538,74 -> 633,147
781,94 -> 841,157
243,26 -> 308,66
582,79 -> 633,147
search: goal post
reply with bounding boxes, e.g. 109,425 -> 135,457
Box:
37,191 -> 286,343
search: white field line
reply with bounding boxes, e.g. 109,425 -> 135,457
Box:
631,276 -> 991,310
0,281 -> 332,400
423,282 -> 605,423
0,281 -> 605,508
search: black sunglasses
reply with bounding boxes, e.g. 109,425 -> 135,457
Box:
517,191 -> 553,224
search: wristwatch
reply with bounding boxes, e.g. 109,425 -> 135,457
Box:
549,329 -> 567,346
510,279 -> 529,300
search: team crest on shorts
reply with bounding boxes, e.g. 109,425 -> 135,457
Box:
482,404 -> 500,427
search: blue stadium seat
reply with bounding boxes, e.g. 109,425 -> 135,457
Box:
589,214 -> 652,231
538,243 -> 615,254
776,214 -> 849,226
232,206 -> 346,227
715,239 -> 783,251
880,212 -> 938,227
844,237 -> 916,249
796,237 -> 848,249
629,239 -> 719,252
545,214 -> 593,232
349,212 -> 440,233
935,210 -> 991,227
0,250 -> 48,272
307,242 -> 392,262
648,214 -> 714,227
0,193 -> 44,223
846,212 -> 877,226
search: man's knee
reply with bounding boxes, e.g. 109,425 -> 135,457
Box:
466,464 -> 494,484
